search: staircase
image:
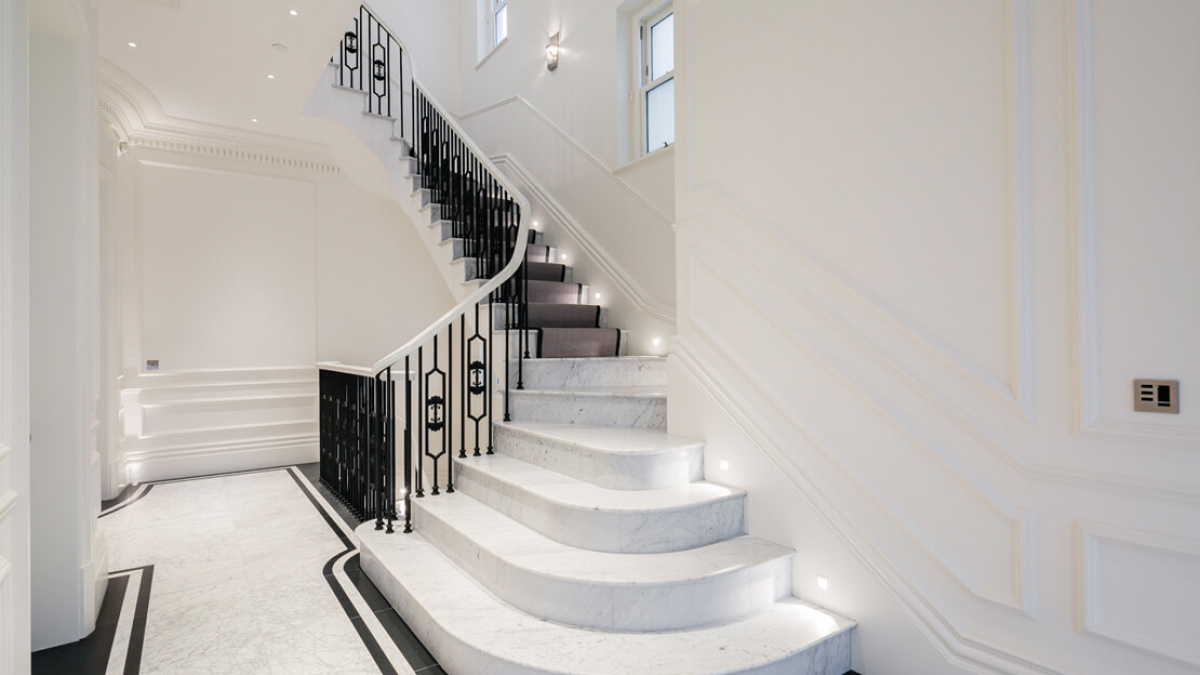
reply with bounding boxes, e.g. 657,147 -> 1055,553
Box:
359,355 -> 856,674
313,5 -> 855,674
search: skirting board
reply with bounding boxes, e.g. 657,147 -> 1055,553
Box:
126,436 -> 318,483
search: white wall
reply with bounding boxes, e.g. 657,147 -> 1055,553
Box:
28,0 -> 107,651
671,2 -> 1200,675
0,0 -> 32,669
107,136 -> 452,483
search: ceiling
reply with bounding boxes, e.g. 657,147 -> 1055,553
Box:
98,0 -> 361,143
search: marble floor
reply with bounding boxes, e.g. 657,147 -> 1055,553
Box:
33,464 -> 445,675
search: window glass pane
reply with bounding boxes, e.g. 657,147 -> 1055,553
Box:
645,77 -> 675,152
495,5 -> 507,44
650,13 -> 674,81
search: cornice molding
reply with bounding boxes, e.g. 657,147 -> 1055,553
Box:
98,59 -> 341,174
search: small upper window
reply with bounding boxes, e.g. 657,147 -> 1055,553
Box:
493,0 -> 509,46
641,7 -> 674,153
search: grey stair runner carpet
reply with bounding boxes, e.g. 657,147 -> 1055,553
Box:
526,262 -> 567,282
535,327 -> 621,359
526,303 -> 602,329
527,280 -> 582,305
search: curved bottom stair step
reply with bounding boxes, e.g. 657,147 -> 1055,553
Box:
454,453 -> 746,553
359,523 -> 855,675
411,492 -> 792,632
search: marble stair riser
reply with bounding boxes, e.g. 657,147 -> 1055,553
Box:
505,389 -> 666,428
508,357 -> 665,389
493,425 -> 702,489
411,500 -> 794,632
455,459 -> 746,553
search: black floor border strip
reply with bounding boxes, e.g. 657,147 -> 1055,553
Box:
99,485 -> 153,520
100,484 -> 139,512
126,565 -> 153,675
109,564 -> 154,675
286,467 -> 398,675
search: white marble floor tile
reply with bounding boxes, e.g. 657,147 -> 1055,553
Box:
100,467 -> 415,675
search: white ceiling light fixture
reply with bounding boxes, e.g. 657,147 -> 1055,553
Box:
289,9 -> 298,16
272,43 -> 289,52
127,42 -> 137,48
251,118 -> 258,123
267,74 -> 276,79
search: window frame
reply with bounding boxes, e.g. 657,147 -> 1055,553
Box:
638,5 -> 675,155
492,0 -> 508,48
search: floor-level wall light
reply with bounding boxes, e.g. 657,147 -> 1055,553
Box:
546,31 -> 560,71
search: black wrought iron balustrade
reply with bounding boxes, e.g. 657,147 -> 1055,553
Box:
320,4 -> 531,535
318,367 -> 397,529
335,5 -> 406,134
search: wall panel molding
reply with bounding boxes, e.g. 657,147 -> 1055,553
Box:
672,341 -> 1069,675
686,242 -> 1035,615
492,154 -> 675,324
1078,521 -> 1200,668
682,0 -> 1035,421
121,367 -> 318,482
457,96 -> 672,225
1068,0 -> 1200,444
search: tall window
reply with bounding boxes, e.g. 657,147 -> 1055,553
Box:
493,0 -> 508,46
641,7 -> 674,153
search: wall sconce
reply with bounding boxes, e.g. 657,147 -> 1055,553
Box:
546,32 -> 560,71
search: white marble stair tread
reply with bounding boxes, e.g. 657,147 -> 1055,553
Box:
413,493 -> 793,631
455,453 -> 746,553
359,523 -> 855,675
495,422 -> 705,489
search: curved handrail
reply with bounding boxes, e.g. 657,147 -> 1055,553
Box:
357,4 -> 531,377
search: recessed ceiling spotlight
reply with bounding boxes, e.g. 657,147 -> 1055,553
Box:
271,43 -> 289,52
289,9 -> 298,16
127,42 -> 137,48
251,118 -> 258,123
267,74 -> 276,79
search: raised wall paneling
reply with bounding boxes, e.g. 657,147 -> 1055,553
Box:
121,367 -> 319,483
683,0 -> 1034,419
1072,0 -> 1200,442
686,239 -> 1034,614
1080,521 -> 1200,668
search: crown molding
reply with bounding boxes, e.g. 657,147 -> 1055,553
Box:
98,59 -> 341,174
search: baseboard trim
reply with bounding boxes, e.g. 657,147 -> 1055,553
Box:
126,436 -> 318,483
